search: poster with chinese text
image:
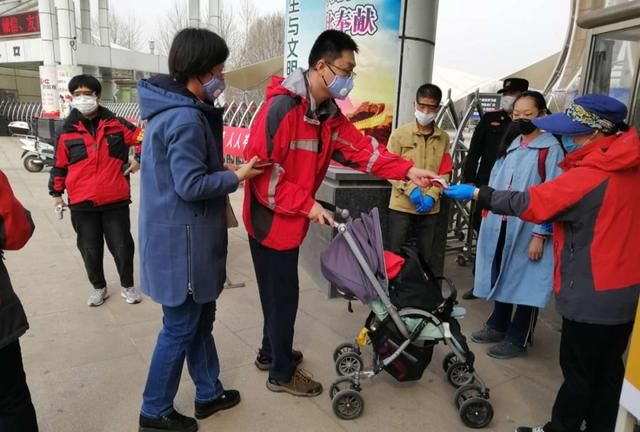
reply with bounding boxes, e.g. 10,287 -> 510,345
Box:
39,66 -> 59,118
326,0 -> 402,145
284,0 -> 326,77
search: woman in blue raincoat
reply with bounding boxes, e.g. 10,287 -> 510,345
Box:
470,91 -> 564,359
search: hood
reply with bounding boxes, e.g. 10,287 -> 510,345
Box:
264,68 -> 339,120
560,128 -> 640,173
137,75 -> 214,121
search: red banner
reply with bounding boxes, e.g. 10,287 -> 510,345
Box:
223,126 -> 250,158
0,11 -> 40,37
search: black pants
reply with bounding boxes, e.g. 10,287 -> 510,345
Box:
387,209 -> 438,265
544,318 -> 633,432
0,340 -> 38,432
249,237 -> 300,382
487,301 -> 538,347
70,206 -> 135,289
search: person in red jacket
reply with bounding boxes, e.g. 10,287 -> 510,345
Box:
0,170 -> 37,431
243,30 -> 437,397
445,94 -> 639,432
49,74 -> 143,307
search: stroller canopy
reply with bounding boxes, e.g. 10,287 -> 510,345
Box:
320,208 -> 387,303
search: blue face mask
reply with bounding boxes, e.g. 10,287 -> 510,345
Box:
202,75 -> 225,102
326,74 -> 354,100
561,135 -> 579,153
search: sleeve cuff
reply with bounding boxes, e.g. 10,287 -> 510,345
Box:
477,186 -> 494,210
300,196 -> 315,215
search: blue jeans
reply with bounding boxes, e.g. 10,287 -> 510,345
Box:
141,296 -> 224,418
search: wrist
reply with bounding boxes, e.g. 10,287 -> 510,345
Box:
472,188 -> 480,200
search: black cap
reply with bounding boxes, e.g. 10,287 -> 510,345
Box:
498,78 -> 529,94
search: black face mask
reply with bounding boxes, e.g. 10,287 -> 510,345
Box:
513,119 -> 538,135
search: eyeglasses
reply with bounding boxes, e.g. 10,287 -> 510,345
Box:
327,62 -> 357,79
416,102 -> 440,112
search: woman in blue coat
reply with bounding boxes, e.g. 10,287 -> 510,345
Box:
136,29 -> 261,432
471,92 -> 564,360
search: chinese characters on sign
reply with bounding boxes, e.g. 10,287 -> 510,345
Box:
0,12 -> 40,37
286,0 -> 300,76
326,4 -> 379,36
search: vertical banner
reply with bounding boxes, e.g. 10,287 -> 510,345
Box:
620,304 -> 640,420
56,65 -> 82,118
284,0 -> 326,77
39,65 -> 59,118
326,0 -> 402,144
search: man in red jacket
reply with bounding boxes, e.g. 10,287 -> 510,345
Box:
0,170 -> 37,431
243,30 -> 437,397
49,74 -> 143,307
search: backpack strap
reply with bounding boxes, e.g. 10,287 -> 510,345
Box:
537,147 -> 549,182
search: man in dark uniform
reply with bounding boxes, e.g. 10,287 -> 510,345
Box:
461,77 -> 529,300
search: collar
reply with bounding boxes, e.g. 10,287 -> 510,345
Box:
411,121 -> 443,138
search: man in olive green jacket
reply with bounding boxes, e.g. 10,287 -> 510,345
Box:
387,84 -> 452,265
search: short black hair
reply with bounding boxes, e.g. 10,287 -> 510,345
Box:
308,30 -> 359,68
169,28 -> 229,83
416,84 -> 442,104
68,74 -> 102,96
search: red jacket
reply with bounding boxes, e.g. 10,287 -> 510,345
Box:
485,129 -> 640,324
49,107 -> 142,207
243,70 -> 413,251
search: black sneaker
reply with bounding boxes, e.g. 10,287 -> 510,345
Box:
194,389 -> 241,420
462,289 -> 478,300
254,349 -> 303,371
139,410 -> 197,432
471,325 -> 506,344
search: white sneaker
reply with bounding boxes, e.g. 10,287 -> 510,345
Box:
88,287 -> 109,307
121,287 -> 142,304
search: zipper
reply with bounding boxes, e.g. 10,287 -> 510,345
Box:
186,225 -> 193,295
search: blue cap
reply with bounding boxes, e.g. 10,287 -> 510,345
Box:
532,93 -> 628,136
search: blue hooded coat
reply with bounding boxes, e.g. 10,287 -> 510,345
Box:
137,76 -> 239,306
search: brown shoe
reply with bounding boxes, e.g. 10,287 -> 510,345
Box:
266,369 -> 323,397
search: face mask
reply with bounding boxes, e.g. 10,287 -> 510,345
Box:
71,95 -> 98,115
513,118 -> 537,135
500,95 -> 516,112
415,110 -> 436,127
561,135 -> 579,153
325,73 -> 354,100
202,75 -> 225,101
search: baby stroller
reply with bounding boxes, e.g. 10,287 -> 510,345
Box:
320,206 -> 493,428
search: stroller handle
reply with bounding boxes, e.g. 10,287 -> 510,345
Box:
317,200 -> 350,221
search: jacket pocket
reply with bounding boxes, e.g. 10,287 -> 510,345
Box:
186,224 -> 193,294
65,139 -> 88,164
106,132 -> 128,162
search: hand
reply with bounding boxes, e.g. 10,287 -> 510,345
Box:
235,156 -> 264,182
407,167 -> 438,188
53,196 -> 66,208
443,184 -> 477,201
409,188 -> 423,206
416,195 -> 435,214
308,201 -> 335,226
224,163 -> 238,172
529,236 -> 544,261
124,158 -> 140,175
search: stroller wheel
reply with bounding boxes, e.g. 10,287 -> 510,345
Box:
332,389 -> 365,420
454,383 -> 483,409
335,352 -> 364,377
447,362 -> 474,388
329,376 -> 360,399
459,397 -> 493,428
442,353 -> 459,372
333,343 -> 361,362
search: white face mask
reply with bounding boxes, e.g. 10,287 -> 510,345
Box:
415,110 -> 436,126
500,95 -> 516,112
71,95 -> 98,115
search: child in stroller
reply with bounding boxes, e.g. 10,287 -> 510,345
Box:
320,206 -> 493,428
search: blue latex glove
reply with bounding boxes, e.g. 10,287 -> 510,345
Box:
540,222 -> 553,233
409,187 -> 423,206
416,195 -> 435,214
443,184 -> 477,201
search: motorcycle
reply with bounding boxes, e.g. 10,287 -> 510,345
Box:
20,135 -> 54,173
